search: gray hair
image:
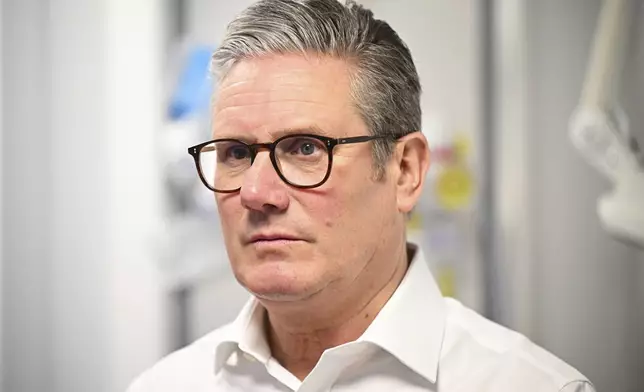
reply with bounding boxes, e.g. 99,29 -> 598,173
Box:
211,0 -> 422,176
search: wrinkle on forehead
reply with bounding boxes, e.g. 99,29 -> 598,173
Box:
212,54 -> 358,140
215,54 -> 353,107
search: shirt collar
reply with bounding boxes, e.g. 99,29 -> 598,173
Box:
358,243 -> 446,384
213,243 -> 446,384
213,297 -> 270,372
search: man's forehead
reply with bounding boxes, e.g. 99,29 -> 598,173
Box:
217,54 -> 352,95
213,54 -> 353,116
211,54 -> 359,139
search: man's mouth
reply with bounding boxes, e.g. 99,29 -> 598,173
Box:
247,233 -> 304,244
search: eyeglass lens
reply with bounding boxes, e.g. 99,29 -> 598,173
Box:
199,135 -> 330,191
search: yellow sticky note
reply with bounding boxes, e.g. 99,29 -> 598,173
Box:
435,165 -> 473,210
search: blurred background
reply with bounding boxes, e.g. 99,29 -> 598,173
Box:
1,0 -> 643,391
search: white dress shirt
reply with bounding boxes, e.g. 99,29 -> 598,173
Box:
128,244 -> 594,392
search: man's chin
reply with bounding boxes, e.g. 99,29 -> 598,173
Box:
233,257 -> 325,302
241,279 -> 323,303
251,289 -> 313,303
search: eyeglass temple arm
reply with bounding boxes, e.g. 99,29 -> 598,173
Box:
337,135 -> 390,144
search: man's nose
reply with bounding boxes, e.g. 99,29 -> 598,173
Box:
239,152 -> 290,212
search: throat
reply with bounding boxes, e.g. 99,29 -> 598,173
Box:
265,312 -> 374,381
263,255 -> 409,380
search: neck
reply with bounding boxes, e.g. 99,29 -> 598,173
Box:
263,248 -> 409,380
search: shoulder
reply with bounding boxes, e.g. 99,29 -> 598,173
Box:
126,323 -> 235,392
441,298 -> 595,392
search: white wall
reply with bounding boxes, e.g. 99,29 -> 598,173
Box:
3,1 -> 53,390
367,0 -> 479,140
104,0 -> 167,389
494,0 -> 535,336
495,1 -> 644,391
189,0 -> 258,45
0,0 -> 4,387
3,1 -> 167,391
622,5 -> 644,383
48,2 -> 112,389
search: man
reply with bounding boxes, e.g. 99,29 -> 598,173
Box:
129,0 -> 594,391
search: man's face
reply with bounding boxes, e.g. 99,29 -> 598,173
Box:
213,54 -> 404,303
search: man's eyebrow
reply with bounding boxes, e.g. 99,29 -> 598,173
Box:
214,125 -> 333,142
274,125 -> 331,138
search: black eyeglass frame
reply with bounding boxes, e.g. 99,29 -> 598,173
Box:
187,133 -> 397,193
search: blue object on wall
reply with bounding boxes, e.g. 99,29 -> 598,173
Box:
169,46 -> 215,120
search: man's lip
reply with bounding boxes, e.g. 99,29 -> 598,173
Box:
247,234 -> 305,243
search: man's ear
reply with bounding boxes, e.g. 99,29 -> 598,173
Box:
395,132 -> 430,213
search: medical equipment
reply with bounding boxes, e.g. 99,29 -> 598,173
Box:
569,0 -> 644,248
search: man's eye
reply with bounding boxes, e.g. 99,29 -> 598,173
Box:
228,146 -> 250,160
297,142 -> 317,156
282,137 -> 325,156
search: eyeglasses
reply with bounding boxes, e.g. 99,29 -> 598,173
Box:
188,133 -> 394,193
